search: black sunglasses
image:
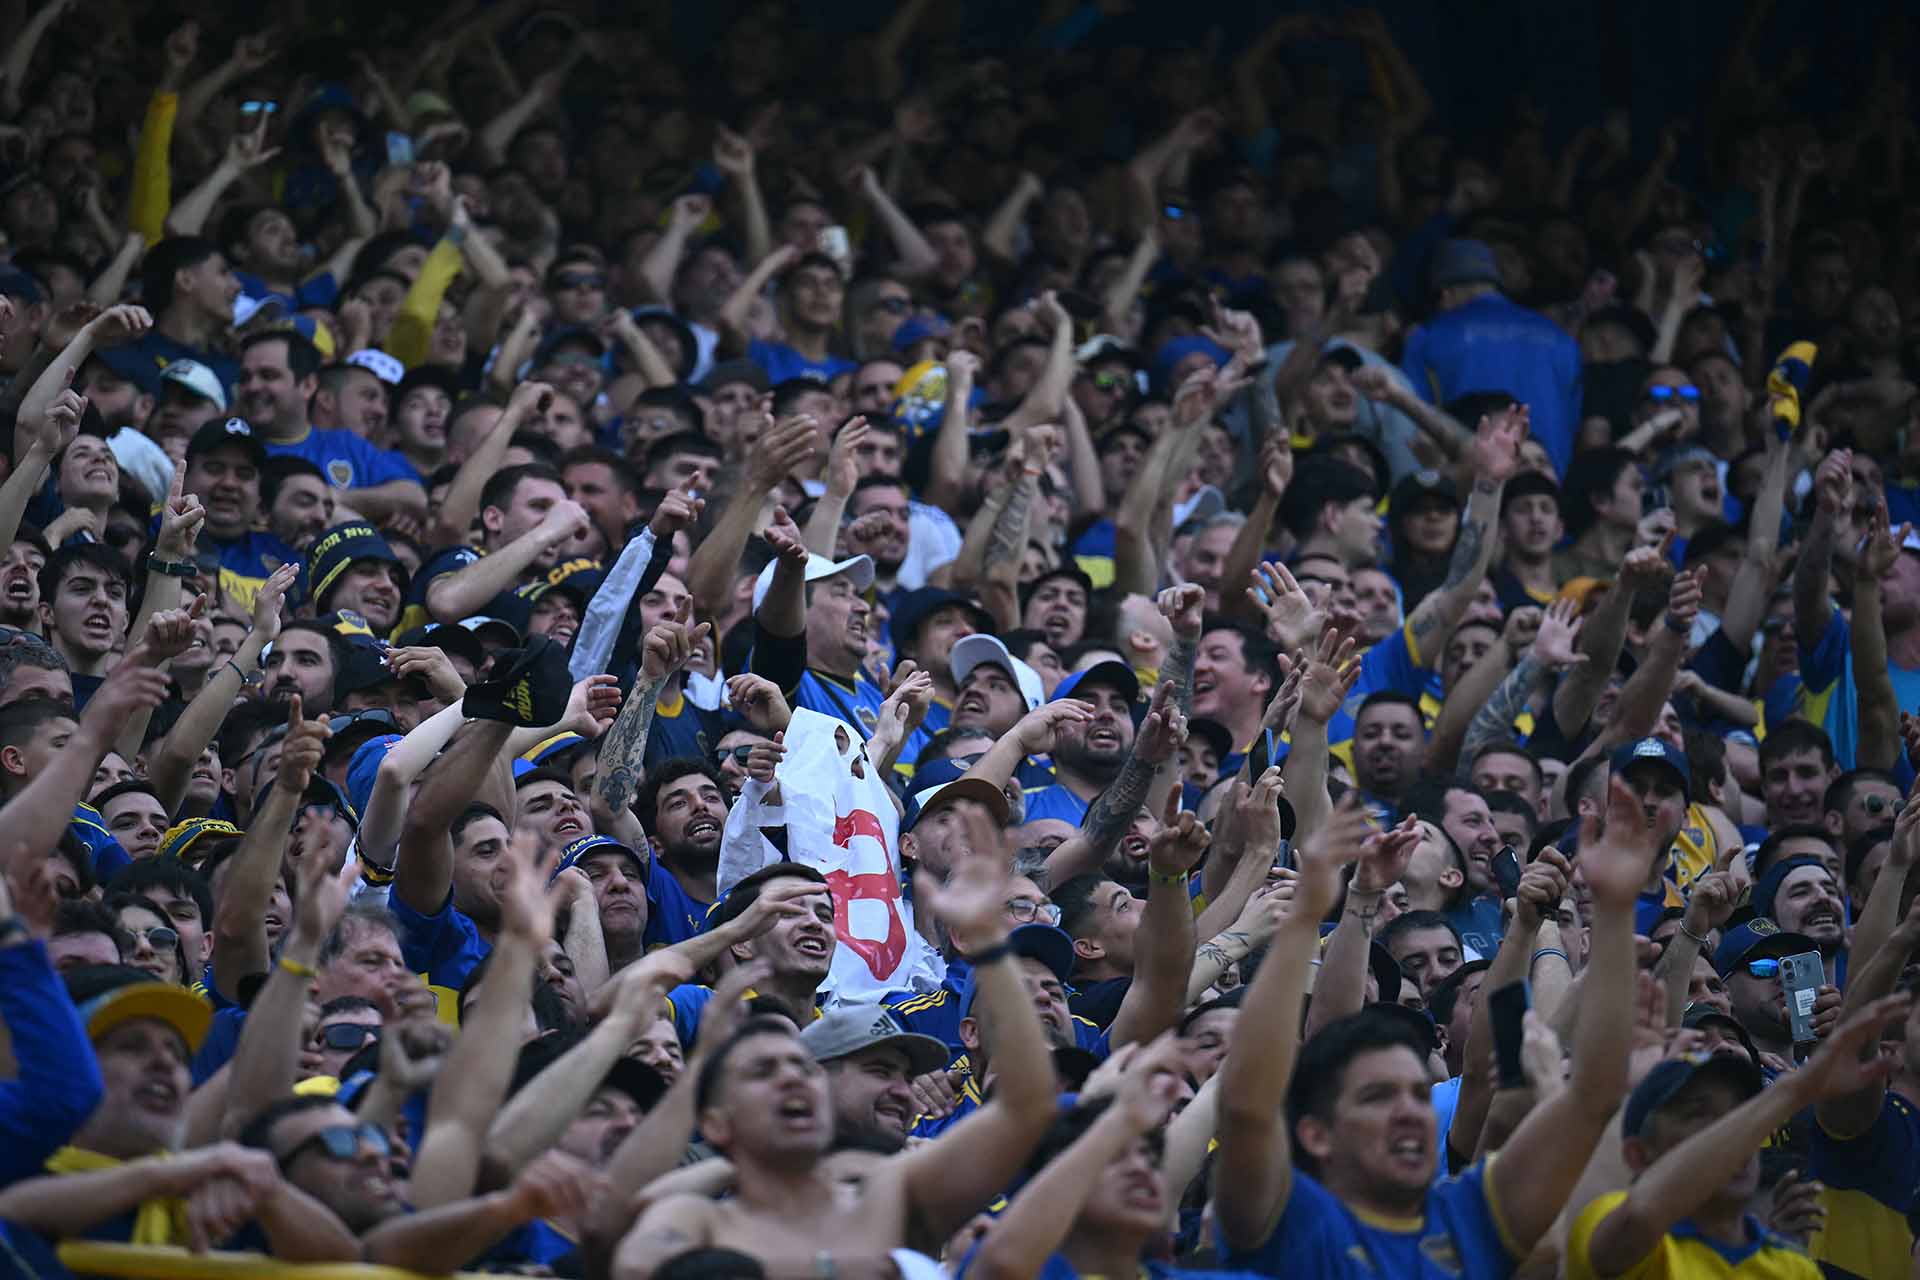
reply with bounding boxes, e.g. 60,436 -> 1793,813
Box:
316,1022 -> 381,1052
553,271 -> 605,291
711,745 -> 755,767
279,1122 -> 390,1170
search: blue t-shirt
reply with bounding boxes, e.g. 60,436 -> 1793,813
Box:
643,857 -> 712,950
265,425 -> 421,492
1022,783 -> 1090,826
1400,293 -> 1583,477
100,336 -> 241,398
390,889 -> 492,995
747,339 -> 856,385
1806,1093 -> 1920,1279
406,544 -> 532,631
72,804 -> 130,880
1221,1160 -> 1519,1279
234,269 -> 340,313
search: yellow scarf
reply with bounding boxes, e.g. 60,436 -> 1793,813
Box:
43,1147 -> 187,1246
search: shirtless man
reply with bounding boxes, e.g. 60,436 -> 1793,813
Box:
611,844 -> 1057,1276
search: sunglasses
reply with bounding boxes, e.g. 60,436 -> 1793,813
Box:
121,925 -> 179,952
1741,958 -> 1782,979
316,1022 -> 381,1052
711,745 -> 756,767
278,1122 -> 390,1169
1865,794 -> 1907,818
1090,370 -> 1131,393
1646,385 -> 1700,402
553,272 -> 605,291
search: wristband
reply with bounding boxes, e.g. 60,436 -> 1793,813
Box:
223,658 -> 250,683
1149,869 -> 1189,887
277,955 -> 317,979
1530,948 -> 1570,968
969,941 -> 1013,967
148,557 -> 197,578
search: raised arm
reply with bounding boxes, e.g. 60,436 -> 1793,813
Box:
1458,602 -> 1584,769
424,499 -> 589,624
1554,546 -> 1664,736
982,172 -> 1044,264
1001,293 -> 1075,435
639,195 -> 713,305
717,244 -> 798,350
475,57 -> 574,166
1405,405 -> 1522,658
851,165 -> 937,278
1487,779 -> 1646,1257
594,615 -> 711,828
1716,440 -> 1790,657
410,832 -> 555,1209
14,305 -> 151,462
0,383 -> 74,553
1,0 -> 73,121
211,700 -> 327,998
684,413 -> 812,619
1795,448 -> 1850,653
393,717 -> 514,917
1307,819 -> 1421,1037
1106,792 -> 1202,1050
897,836 -> 1058,1241
1579,997 -> 1909,1278
1853,504 -> 1904,769
164,119 -> 280,236
430,380 -> 549,548
1603,569 -> 1700,747
922,350 -> 977,513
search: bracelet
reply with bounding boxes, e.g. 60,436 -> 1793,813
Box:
1530,948 -> 1570,968
1678,921 -> 1710,946
277,955 -> 317,979
1149,869 -> 1189,887
223,658 -> 250,683
969,941 -> 1013,967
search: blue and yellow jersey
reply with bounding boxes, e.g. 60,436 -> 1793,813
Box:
1567,1190 -> 1818,1278
264,423 -> 422,491
1220,1158 -> 1521,1277
1670,804 -> 1723,895
390,889 -> 491,998
646,688 -> 716,772
1326,621 -> 1434,776
72,803 -> 131,880
643,857 -> 711,950
1806,1093 -> 1920,1280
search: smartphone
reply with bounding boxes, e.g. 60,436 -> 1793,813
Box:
818,225 -> 851,268
385,131 -> 415,168
1488,980 -> 1532,1090
1245,729 -> 1272,781
1781,951 -> 1824,1044
1491,844 -> 1522,900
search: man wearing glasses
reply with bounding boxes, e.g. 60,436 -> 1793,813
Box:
1713,920 -> 1818,1072
300,997 -> 382,1081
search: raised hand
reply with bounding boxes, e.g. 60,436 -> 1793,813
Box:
154,461 -> 206,559
1292,795 -> 1375,921
290,820 -> 352,949
639,614 -> 714,684
1260,435 -> 1295,498
78,657 -> 171,740
1518,1011 -> 1566,1100
1791,994 -> 1912,1102
1155,583 -> 1205,641
273,695 -> 331,796
1510,846 -> 1571,933
1012,699 -> 1093,755
562,673 -> 622,737
1352,816 -> 1422,894
226,114 -> 280,173
1532,598 -> 1587,670
1295,628 -> 1360,725
878,660 -> 935,736
1578,777 -> 1666,911
507,1150 -> 597,1224
1619,543 -> 1673,587
1681,870 -> 1737,939
649,486 -> 705,537
1235,766 -> 1289,856
1815,448 -> 1854,517
725,673 -> 793,734
1132,681 -> 1189,766
140,594 -> 209,664
31,383 -> 84,456
1665,567 -> 1704,631
826,416 -> 870,500
745,732 -> 785,785
1469,402 -> 1528,483
1348,364 -> 1401,404
386,646 -> 466,703
497,830 -> 561,946
1147,789 -> 1209,877
914,826 -> 1013,952
761,506 -> 809,566
250,562 -> 298,644
1860,501 -> 1910,578
670,193 -> 713,231
1246,561 -> 1323,652
1112,1032 -> 1191,1134
507,379 -> 555,421
535,498 -> 592,551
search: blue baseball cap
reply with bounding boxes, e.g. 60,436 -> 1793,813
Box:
553,833 -> 645,883
1622,1050 -> 1762,1137
958,924 -> 1076,1017
1712,917 -> 1819,979
1609,736 -> 1690,794
1049,659 -> 1139,707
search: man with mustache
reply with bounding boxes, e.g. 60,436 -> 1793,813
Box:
1021,661 -> 1139,827
260,621 -> 341,716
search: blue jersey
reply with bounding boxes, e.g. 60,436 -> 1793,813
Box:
747,339 -> 855,385
72,804 -> 130,880
1023,783 -> 1090,826
643,857 -> 712,950
234,269 -> 339,313
646,690 -> 717,772
1799,610 -> 1920,772
406,544 -> 531,631
265,425 -> 421,492
1222,1160 -> 1519,1279
100,336 -> 240,398
958,1248 -> 1260,1280
1806,1093 -> 1920,1280
390,889 -> 492,996
1325,622 -> 1434,771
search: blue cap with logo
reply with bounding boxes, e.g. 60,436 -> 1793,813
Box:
553,833 -> 645,882
1622,1050 -> 1763,1137
1609,736 -> 1690,794
1712,917 -> 1819,979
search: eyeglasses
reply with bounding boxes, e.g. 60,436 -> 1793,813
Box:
121,925 -> 179,952
1864,794 -> 1907,818
1646,384 -> 1700,402
712,745 -> 756,768
1741,958 -> 1782,979
1005,899 -> 1062,925
873,297 -> 911,315
553,272 -> 605,291
316,1022 -> 381,1052
1090,370 -> 1131,393
277,1122 -> 390,1169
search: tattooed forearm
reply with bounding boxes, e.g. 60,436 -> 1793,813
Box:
1461,654 -> 1546,767
986,472 -> 1037,568
1157,633 -> 1199,717
596,676 -> 667,814
1080,751 -> 1160,855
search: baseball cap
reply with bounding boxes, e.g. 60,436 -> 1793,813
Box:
1075,334 -> 1141,368
751,552 -> 875,613
186,416 -> 268,467
553,834 -> 645,882
159,360 -> 228,411
156,817 -> 243,864
1429,238 -> 1501,290
459,616 -> 523,648
333,640 -> 427,702
322,708 -> 402,765
73,975 -> 213,1053
698,359 -> 770,396
345,733 -> 403,821
1621,1050 -> 1762,1137
1679,1003 -> 1762,1066
950,634 -> 1043,713
799,1006 -> 949,1076
890,588 -> 993,653
891,312 -> 953,354
308,522 -> 405,607
1389,468 -> 1460,513
902,762 -> 1010,833
534,324 -> 608,367
393,622 -> 486,670
1609,737 -> 1690,795
1050,659 -> 1140,707
958,924 -> 1077,1016
1712,917 -> 1820,979
345,349 -> 404,385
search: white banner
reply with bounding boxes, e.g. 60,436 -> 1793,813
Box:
718,708 -> 945,1001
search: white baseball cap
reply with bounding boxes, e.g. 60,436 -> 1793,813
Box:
950,633 -> 1043,712
159,360 -> 227,412
346,349 -> 406,386
751,553 -> 875,613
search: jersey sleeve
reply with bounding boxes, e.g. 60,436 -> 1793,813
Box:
389,889 -> 491,992
1799,609 -> 1849,695
409,545 -> 480,607
353,436 -> 428,488
750,619 -> 809,697
1563,1189 -> 1664,1280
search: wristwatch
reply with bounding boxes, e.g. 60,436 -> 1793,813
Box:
148,556 -> 197,578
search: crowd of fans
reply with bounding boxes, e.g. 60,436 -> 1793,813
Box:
0,0 -> 1913,1277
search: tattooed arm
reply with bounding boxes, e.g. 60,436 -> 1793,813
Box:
592,620 -> 711,846
980,462 -> 1039,628
1406,474 -> 1501,660
1460,653 -> 1547,768
1079,679 -> 1186,856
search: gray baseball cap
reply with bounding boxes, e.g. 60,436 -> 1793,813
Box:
800,1005 -> 950,1076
